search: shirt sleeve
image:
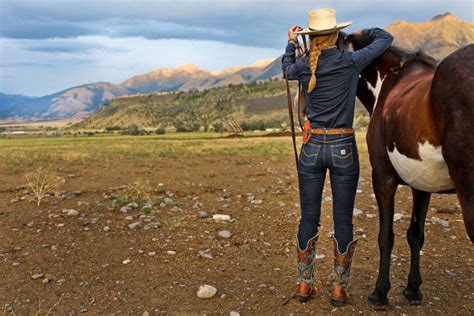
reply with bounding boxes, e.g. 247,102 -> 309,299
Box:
281,42 -> 300,80
351,28 -> 394,72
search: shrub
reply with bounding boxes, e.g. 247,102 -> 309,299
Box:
25,168 -> 59,206
155,127 -> 166,135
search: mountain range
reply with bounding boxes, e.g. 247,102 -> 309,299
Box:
1,13 -> 472,122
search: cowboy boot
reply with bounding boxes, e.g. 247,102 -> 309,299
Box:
296,234 -> 319,302
330,237 -> 358,306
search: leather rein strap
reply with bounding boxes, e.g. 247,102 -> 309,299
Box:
285,34 -> 308,170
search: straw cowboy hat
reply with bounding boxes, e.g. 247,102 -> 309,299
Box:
295,8 -> 352,35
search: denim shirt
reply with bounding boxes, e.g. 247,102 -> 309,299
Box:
281,28 -> 393,128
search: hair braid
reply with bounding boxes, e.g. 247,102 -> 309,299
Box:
306,31 -> 339,93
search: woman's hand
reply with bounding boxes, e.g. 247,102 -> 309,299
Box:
288,25 -> 302,41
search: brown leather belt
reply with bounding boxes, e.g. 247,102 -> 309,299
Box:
310,128 -> 354,135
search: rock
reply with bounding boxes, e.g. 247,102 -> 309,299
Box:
123,259 -> 131,264
354,228 -> 366,235
166,250 -> 176,255
63,209 -> 79,217
197,284 -> 217,298
144,222 -> 161,230
42,277 -> 50,284
128,221 -> 143,230
127,202 -> 139,209
324,197 -> 332,202
393,213 -> 404,222
198,211 -> 208,218
218,230 -> 233,239
12,262 -> 20,267
431,216 -> 450,227
31,273 -> 44,280
148,252 -> 156,256
213,214 -> 232,222
120,206 -> 131,213
103,226 -> 110,232
125,215 -> 133,220
143,312 -> 150,316
230,311 -> 240,316
366,213 -> 376,219
199,249 -> 213,259
315,254 -> 325,260
353,208 -> 363,217
163,197 -> 174,204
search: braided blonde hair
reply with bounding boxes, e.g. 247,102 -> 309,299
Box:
307,31 -> 339,93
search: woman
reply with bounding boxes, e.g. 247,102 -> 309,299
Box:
281,9 -> 393,305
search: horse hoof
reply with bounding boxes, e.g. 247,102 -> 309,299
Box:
368,292 -> 389,310
403,288 -> 423,305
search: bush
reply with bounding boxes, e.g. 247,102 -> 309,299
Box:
121,124 -> 147,135
155,127 -> 166,135
105,126 -> 121,133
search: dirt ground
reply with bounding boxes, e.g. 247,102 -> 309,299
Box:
0,135 -> 472,315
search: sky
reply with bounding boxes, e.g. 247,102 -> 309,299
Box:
0,0 -> 472,96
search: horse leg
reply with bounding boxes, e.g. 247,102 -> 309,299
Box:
403,188 -> 431,304
368,169 -> 398,309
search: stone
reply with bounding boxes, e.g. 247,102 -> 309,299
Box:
123,259 -> 131,264
218,230 -> 232,239
103,226 -> 110,232
63,209 -> 79,217
431,216 -> 450,227
120,206 -> 131,213
213,214 -> 232,222
144,222 -> 161,230
148,252 -> 156,256
128,221 -> 143,230
324,197 -> 332,202
315,254 -> 325,260
163,197 -> 174,204
166,250 -> 176,255
353,208 -> 363,217
230,311 -> 240,316
32,273 -> 44,280
393,213 -> 404,222
127,202 -> 139,209
197,284 -> 217,298
366,213 -> 376,219
198,211 -> 208,218
199,249 -> 213,259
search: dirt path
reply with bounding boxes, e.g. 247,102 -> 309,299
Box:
0,138 -> 472,314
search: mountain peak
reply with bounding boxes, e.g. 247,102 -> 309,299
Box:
177,63 -> 201,72
431,12 -> 456,21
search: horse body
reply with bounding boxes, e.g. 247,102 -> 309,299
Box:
381,69 -> 453,192
340,31 -> 474,309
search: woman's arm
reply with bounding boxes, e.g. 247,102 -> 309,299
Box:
351,28 -> 394,72
282,25 -> 302,80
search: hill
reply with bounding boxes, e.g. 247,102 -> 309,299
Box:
3,83 -> 132,120
75,79 -> 368,132
76,79 -> 292,131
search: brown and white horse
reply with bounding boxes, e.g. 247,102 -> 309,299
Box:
338,33 -> 474,309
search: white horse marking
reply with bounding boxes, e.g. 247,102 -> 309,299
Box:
387,142 -> 454,192
366,70 -> 386,110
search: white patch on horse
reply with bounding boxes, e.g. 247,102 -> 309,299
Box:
366,70 -> 386,110
387,142 -> 454,192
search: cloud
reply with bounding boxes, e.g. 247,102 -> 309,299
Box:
2,0 -> 472,48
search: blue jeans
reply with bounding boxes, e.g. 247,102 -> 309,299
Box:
297,133 -> 360,253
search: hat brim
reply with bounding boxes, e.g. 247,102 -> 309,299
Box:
295,21 -> 352,35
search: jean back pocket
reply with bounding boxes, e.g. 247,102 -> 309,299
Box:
299,143 -> 322,167
329,143 -> 353,168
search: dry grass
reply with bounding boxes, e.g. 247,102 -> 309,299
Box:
24,167 -> 60,206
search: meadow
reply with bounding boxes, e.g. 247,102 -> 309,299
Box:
0,132 -> 471,314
